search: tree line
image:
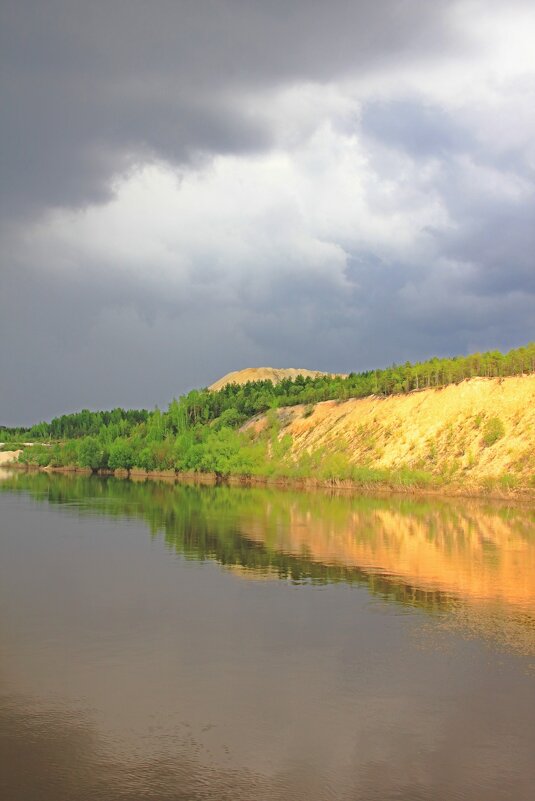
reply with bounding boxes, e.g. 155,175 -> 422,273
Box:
1,407 -> 148,441
168,342 -> 535,429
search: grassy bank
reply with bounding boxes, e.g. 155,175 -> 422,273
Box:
6,453 -> 533,502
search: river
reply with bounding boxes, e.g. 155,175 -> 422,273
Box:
1,471 -> 534,800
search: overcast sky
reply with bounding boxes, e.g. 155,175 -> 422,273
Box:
1,1 -> 534,425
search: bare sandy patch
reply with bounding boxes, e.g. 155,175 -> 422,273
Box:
209,367 -> 346,391
0,450 -> 21,465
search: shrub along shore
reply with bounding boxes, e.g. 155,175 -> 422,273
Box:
5,460 -> 534,502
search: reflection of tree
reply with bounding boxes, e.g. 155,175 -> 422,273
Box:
3,472 -> 534,618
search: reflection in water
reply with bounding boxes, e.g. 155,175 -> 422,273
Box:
1,472 -> 535,801
2,471 -> 534,650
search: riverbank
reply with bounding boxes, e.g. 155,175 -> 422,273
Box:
3,374 -> 533,502
4,461 -> 534,504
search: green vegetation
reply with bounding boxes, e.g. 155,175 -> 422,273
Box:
1,342 -> 533,484
1,407 -> 148,443
482,417 -> 506,447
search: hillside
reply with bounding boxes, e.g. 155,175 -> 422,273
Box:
5,344 -> 534,498
209,367 -> 345,391
244,375 -> 535,490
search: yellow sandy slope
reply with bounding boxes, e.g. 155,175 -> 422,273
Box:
209,367 -> 346,391
246,375 -> 535,486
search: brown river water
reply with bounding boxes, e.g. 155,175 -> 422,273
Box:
1,471 -> 534,800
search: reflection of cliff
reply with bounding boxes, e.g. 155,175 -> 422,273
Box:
2,471 -> 534,652
240,503 -> 535,613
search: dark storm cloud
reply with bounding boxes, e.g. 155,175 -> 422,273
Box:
359,94 -> 535,334
1,248 -> 531,427
0,257 -> 252,424
437,203 -> 535,295
0,0 -> 460,216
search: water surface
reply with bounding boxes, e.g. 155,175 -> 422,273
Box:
1,472 -> 534,800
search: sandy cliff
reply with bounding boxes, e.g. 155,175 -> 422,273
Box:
244,375 -> 535,487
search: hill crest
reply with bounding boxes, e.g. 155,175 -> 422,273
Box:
209,367 -> 346,392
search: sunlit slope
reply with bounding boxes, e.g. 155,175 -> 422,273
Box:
209,366 -> 346,391
246,375 -> 535,485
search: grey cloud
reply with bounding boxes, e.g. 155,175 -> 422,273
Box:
427,158 -> 535,299
358,94 -> 535,329
1,228 -> 533,426
361,100 -> 474,158
0,263 -> 257,424
1,0 -> 462,217
232,248 -> 533,377
437,204 -> 535,296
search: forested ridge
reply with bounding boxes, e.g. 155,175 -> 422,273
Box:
2,343 -> 534,489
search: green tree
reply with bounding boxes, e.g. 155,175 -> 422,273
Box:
108,439 -> 134,470
78,437 -> 106,470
